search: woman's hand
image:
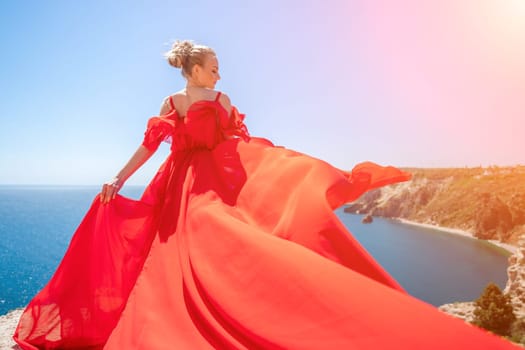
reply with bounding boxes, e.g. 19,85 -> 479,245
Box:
100,177 -> 123,204
97,140 -> 156,204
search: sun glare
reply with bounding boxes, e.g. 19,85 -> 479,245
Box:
494,0 -> 525,32
468,0 -> 525,66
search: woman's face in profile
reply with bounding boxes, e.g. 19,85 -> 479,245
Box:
195,54 -> 221,89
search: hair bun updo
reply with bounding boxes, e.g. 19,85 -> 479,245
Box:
163,39 -> 216,79
165,40 -> 194,68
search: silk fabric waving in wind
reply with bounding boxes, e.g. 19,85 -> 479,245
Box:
13,93 -> 519,349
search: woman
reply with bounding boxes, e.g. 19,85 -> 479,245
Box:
13,40 -> 518,349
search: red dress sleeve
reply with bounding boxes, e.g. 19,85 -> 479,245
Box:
142,96 -> 180,152
223,106 -> 251,142
141,115 -> 179,151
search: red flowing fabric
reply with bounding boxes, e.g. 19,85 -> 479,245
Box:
13,94 -> 518,349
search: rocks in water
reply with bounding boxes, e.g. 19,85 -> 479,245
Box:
343,205 -> 361,214
362,215 -> 373,224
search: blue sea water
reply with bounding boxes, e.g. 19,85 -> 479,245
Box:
335,210 -> 510,306
0,185 -> 510,316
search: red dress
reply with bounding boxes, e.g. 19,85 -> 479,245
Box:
13,92 -> 518,349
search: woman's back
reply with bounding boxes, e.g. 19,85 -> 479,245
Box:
169,87 -> 232,118
141,89 -> 248,154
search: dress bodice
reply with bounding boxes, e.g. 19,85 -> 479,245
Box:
141,92 -> 250,152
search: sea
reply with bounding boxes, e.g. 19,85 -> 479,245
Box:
0,185 -> 510,316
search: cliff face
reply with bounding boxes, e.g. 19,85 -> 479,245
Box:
344,166 -> 525,329
505,239 -> 525,317
345,166 -> 525,244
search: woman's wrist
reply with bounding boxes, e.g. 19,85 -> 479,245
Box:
111,176 -> 124,189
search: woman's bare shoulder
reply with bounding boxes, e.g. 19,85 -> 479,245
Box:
169,91 -> 186,104
169,89 -> 188,101
217,92 -> 232,115
158,91 -> 185,116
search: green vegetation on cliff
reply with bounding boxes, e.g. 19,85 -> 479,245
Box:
473,282 -> 516,336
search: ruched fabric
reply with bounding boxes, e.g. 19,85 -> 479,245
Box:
13,93 -> 519,349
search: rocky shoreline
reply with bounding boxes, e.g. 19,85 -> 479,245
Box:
395,218 -> 517,254
0,308 -> 22,349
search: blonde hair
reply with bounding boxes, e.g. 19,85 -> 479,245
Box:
164,40 -> 216,79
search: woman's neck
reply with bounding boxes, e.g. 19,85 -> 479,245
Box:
185,81 -> 208,89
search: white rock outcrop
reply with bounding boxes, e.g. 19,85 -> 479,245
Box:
0,308 -> 22,349
438,302 -> 476,323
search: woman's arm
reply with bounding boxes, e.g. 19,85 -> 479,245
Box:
100,98 -> 170,203
100,145 -> 155,203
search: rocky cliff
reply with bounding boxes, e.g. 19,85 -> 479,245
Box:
345,166 -> 525,244
344,165 -> 525,322
505,239 -> 525,318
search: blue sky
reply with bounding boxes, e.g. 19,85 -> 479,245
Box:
1,0 -> 524,185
